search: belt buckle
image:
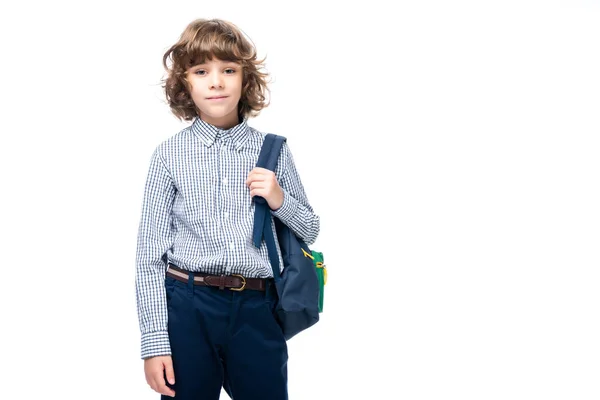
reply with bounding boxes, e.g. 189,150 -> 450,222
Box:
230,274 -> 246,291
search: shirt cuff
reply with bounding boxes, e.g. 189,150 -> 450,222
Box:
141,331 -> 171,360
271,189 -> 298,223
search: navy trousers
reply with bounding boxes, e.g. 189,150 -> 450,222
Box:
162,273 -> 288,400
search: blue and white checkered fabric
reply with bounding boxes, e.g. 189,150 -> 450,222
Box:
135,117 -> 320,359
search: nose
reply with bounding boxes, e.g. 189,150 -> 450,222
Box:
209,73 -> 223,89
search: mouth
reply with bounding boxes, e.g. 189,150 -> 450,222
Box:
207,96 -> 228,100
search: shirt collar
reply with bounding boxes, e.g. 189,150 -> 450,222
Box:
190,116 -> 250,151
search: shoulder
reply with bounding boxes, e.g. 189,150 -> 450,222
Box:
245,124 -> 287,141
246,126 -> 296,178
246,125 -> 290,151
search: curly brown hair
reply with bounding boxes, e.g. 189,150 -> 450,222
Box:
162,19 -> 270,121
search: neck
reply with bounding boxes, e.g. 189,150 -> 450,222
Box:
199,111 -> 241,130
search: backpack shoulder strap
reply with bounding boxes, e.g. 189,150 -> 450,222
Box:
252,134 -> 287,278
256,133 -> 287,172
253,134 -> 287,210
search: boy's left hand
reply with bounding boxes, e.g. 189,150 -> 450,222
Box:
246,167 -> 284,210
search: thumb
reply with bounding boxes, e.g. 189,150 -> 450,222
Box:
164,357 -> 175,385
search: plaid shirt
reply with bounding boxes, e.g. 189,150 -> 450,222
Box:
135,117 -> 320,359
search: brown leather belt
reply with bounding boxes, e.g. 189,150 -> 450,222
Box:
166,263 -> 268,292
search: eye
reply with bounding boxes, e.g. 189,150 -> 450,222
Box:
224,68 -> 236,74
194,70 -> 206,75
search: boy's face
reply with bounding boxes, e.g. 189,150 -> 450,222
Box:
186,58 -> 243,129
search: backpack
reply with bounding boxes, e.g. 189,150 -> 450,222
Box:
252,134 -> 326,340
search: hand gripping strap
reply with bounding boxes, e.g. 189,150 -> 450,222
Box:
251,134 -> 287,279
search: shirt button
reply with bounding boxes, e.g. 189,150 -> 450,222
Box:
229,242 -> 235,250
224,212 -> 229,219
223,177 -> 228,185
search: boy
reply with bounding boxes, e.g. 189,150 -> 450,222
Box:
135,18 -> 320,400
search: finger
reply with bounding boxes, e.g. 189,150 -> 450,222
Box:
246,171 -> 265,185
253,168 -> 274,179
144,370 -> 153,387
249,182 -> 265,190
248,168 -> 274,179
153,370 -> 175,397
148,376 -> 158,393
158,382 -> 176,397
250,188 -> 267,198
164,359 -> 175,385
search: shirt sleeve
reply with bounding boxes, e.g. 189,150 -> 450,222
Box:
271,140 -> 320,245
135,146 -> 176,359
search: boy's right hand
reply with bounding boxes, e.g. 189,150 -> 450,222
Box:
144,355 -> 176,397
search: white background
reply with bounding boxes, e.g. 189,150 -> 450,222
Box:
1,0 -> 599,399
